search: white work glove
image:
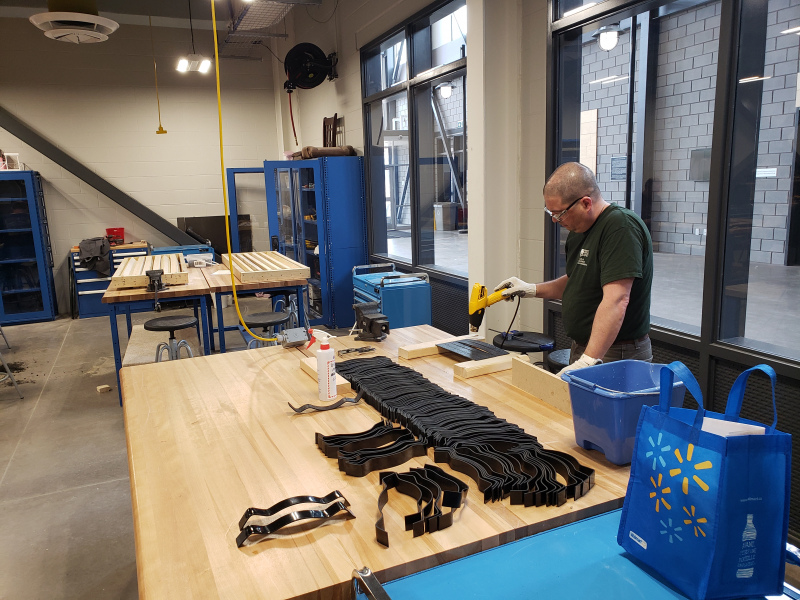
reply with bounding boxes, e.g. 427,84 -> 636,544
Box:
557,354 -> 602,377
494,277 -> 537,299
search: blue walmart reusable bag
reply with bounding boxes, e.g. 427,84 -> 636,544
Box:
617,362 -> 791,600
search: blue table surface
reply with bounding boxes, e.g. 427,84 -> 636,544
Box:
377,509 -> 785,600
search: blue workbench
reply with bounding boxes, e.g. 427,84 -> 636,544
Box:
372,510 -> 786,599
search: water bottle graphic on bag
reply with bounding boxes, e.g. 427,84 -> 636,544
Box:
736,514 -> 757,578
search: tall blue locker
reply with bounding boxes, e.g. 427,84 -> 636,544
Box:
0,170 -> 56,324
264,157 -> 366,328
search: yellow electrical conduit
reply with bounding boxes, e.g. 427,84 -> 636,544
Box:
210,0 -> 278,343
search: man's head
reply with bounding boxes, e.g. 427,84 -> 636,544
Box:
542,162 -> 607,233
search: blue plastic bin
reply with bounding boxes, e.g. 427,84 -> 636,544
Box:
561,360 -> 686,465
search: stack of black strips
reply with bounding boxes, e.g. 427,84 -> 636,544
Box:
315,420 -> 427,477
334,356 -> 595,507
376,464 -> 468,547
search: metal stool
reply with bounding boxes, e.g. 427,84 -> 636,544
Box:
143,315 -> 198,362
244,311 -> 291,349
546,348 -> 571,374
1,349 -> 22,398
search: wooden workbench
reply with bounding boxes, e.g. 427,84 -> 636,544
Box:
121,325 -> 630,599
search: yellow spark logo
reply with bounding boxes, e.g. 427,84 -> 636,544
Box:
669,444 -> 713,494
649,473 -> 672,512
683,505 -> 708,538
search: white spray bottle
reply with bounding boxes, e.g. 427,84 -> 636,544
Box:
307,329 -> 337,401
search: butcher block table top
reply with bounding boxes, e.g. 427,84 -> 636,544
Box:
120,325 -> 630,599
102,266 -> 209,304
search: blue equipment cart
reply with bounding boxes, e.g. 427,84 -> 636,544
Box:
352,264 -> 431,329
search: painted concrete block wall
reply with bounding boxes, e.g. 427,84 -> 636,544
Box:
0,17 -> 280,314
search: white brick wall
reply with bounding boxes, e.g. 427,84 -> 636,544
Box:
0,17 -> 280,313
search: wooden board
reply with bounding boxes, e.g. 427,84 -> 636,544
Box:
102,267 -> 209,304
70,240 -> 148,253
453,353 -> 529,379
201,266 -> 308,293
511,356 -> 572,415
108,253 -> 188,290
398,334 -> 478,359
221,251 -> 310,283
120,325 -> 630,600
299,355 -> 353,395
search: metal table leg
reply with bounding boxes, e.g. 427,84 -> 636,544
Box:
206,295 -> 216,352
199,296 -> 210,356
296,285 -> 307,329
216,292 -> 226,353
109,305 -> 123,406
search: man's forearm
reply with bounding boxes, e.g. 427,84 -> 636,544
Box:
535,275 -> 568,300
584,279 -> 633,359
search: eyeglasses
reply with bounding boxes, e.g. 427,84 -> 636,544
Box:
544,196 -> 584,222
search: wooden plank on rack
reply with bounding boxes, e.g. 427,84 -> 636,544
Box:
511,357 -> 572,415
221,251 -> 310,283
453,353 -> 529,379
108,253 -> 189,289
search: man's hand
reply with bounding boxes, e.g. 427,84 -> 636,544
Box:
557,354 -> 602,377
494,277 -> 537,299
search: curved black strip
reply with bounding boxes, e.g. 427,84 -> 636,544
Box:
288,390 -> 362,413
235,501 -> 355,547
238,490 -> 345,530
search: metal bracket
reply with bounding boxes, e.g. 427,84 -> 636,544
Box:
352,567 -> 392,600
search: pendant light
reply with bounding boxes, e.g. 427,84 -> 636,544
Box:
177,0 -> 211,73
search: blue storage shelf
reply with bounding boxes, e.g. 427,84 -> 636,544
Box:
0,170 -> 57,324
228,157 -> 367,329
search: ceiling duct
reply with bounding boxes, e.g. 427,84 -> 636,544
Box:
29,0 -> 119,44
219,0 -> 321,60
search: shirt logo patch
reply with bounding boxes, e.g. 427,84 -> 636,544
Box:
578,248 -> 590,266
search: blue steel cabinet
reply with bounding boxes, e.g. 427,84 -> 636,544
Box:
353,265 -> 432,328
0,171 -> 56,324
71,242 -> 149,318
263,157 -> 367,328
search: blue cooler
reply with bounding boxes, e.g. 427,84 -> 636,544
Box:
352,264 -> 431,329
561,360 -> 686,465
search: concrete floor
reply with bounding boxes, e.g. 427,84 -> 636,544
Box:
2,291 -> 799,598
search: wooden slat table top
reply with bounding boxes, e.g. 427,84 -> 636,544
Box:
120,325 -> 630,600
201,265 -> 308,293
101,267 -> 209,303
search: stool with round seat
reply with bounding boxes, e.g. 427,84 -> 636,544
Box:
143,315 -> 199,362
244,311 -> 290,349
546,348 -> 571,374
492,331 -> 555,355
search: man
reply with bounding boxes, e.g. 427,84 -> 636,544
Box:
496,162 -> 653,375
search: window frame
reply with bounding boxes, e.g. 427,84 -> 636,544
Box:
546,0 -> 800,383
360,0 -> 468,286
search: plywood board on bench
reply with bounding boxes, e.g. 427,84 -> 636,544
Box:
511,356 -> 572,414
398,334 -> 480,359
108,254 -> 188,290
453,353 -> 529,379
221,251 -> 310,283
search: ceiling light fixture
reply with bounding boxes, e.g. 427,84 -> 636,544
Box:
592,24 -> 623,52
177,0 -> 211,73
435,82 -> 453,98
780,26 -> 800,34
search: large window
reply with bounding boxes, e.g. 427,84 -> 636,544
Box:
552,0 -> 800,362
362,0 -> 467,278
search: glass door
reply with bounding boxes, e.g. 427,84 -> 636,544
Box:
0,176 -> 45,321
295,166 -> 324,319
275,169 -> 298,261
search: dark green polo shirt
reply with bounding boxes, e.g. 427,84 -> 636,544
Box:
562,204 -> 653,345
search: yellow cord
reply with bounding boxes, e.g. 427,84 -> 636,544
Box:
211,0 -> 276,343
